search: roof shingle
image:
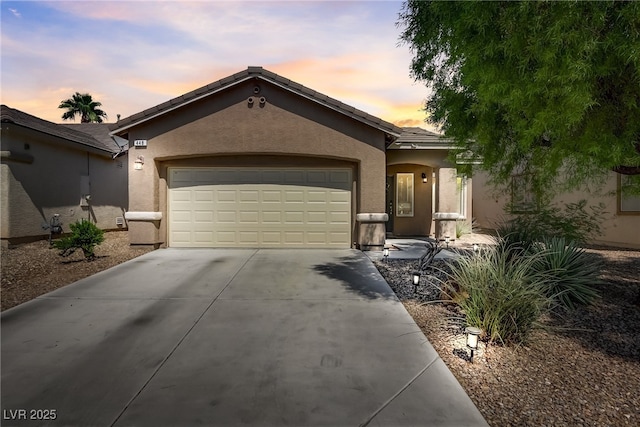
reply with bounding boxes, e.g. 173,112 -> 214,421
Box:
1,105 -> 120,155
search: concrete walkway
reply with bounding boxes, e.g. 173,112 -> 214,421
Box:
1,249 -> 487,426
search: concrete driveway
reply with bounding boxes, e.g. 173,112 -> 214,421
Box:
1,249 -> 487,426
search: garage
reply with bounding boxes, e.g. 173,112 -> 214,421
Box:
168,167 -> 352,248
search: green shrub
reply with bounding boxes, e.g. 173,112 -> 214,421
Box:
529,237 -> 601,310
445,244 -> 549,345
53,219 -> 105,260
498,200 -> 605,249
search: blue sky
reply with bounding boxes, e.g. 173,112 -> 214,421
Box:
1,0 -> 433,128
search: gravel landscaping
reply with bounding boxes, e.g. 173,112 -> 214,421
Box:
374,238 -> 640,427
1,231 -> 152,311
1,231 -> 639,426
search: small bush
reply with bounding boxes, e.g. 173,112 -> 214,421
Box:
445,244 -> 549,345
53,219 -> 105,261
529,237 -> 601,310
498,200 -> 605,248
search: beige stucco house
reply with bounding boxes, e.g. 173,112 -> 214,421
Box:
110,67 -> 470,250
1,105 -> 128,246
9,67 -> 632,250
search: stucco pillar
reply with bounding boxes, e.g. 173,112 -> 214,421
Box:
434,167 -> 459,241
126,152 -> 162,246
356,213 -> 388,251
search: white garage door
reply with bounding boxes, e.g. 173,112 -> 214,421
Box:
168,168 -> 352,248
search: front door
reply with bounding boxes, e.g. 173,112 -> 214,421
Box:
385,175 -> 394,233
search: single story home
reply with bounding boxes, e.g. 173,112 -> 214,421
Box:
110,66 -> 470,250
5,67 -> 636,250
1,105 -> 129,246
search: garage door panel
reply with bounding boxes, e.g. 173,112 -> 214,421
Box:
284,231 -> 305,245
262,211 -> 282,223
307,211 -> 327,224
193,211 -> 214,223
169,168 -> 351,248
217,211 -> 236,223
284,191 -> 304,203
261,191 -> 282,203
284,211 -> 304,224
217,191 -> 237,202
238,211 -> 259,223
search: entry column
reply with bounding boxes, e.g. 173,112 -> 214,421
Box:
434,167 -> 459,242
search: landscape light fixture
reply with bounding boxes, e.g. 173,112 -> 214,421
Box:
383,247 -> 390,261
422,172 -> 427,183
412,271 -> 421,293
473,243 -> 479,253
465,326 -> 482,363
445,235 -> 450,248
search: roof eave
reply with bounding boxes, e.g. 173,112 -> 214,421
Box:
6,122 -> 116,158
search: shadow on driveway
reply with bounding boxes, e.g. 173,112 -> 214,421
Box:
313,253 -> 397,300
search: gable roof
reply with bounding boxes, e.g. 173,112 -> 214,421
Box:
1,105 -> 121,156
389,127 -> 457,149
110,66 -> 402,139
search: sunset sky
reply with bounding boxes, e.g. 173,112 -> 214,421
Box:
1,0 -> 434,130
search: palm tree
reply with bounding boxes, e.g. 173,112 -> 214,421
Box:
58,92 -> 108,123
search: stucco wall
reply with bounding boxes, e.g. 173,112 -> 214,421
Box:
473,171 -> 640,249
0,126 -> 128,244
123,79 -> 387,246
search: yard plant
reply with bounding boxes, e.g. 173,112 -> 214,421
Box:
529,237 -> 602,310
446,216 -> 603,345
53,219 -> 105,261
445,244 -> 548,345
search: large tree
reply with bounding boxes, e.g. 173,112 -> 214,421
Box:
399,0 -> 640,195
58,92 -> 107,123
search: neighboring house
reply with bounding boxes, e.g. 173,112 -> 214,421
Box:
473,171 -> 640,249
110,66 -> 470,250
0,105 -> 128,246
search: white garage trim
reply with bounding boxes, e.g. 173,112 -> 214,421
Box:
168,167 -> 352,248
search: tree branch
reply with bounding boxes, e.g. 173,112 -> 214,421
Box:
612,165 -> 640,175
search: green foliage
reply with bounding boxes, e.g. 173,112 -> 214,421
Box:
59,92 -> 107,123
399,1 -> 640,197
497,200 -> 605,249
455,218 -> 477,238
53,220 -> 105,260
445,245 -> 548,345
529,237 -> 601,310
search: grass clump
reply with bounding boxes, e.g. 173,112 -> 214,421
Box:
445,244 -> 548,345
529,237 -> 602,310
53,219 -> 105,261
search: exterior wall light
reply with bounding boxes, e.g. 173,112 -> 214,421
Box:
134,155 -> 144,170
465,326 -> 482,363
412,271 -> 421,293
422,172 -> 427,183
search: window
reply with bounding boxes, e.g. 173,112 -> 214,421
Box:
619,175 -> 640,214
396,173 -> 414,217
457,176 -> 468,219
511,174 -> 538,213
